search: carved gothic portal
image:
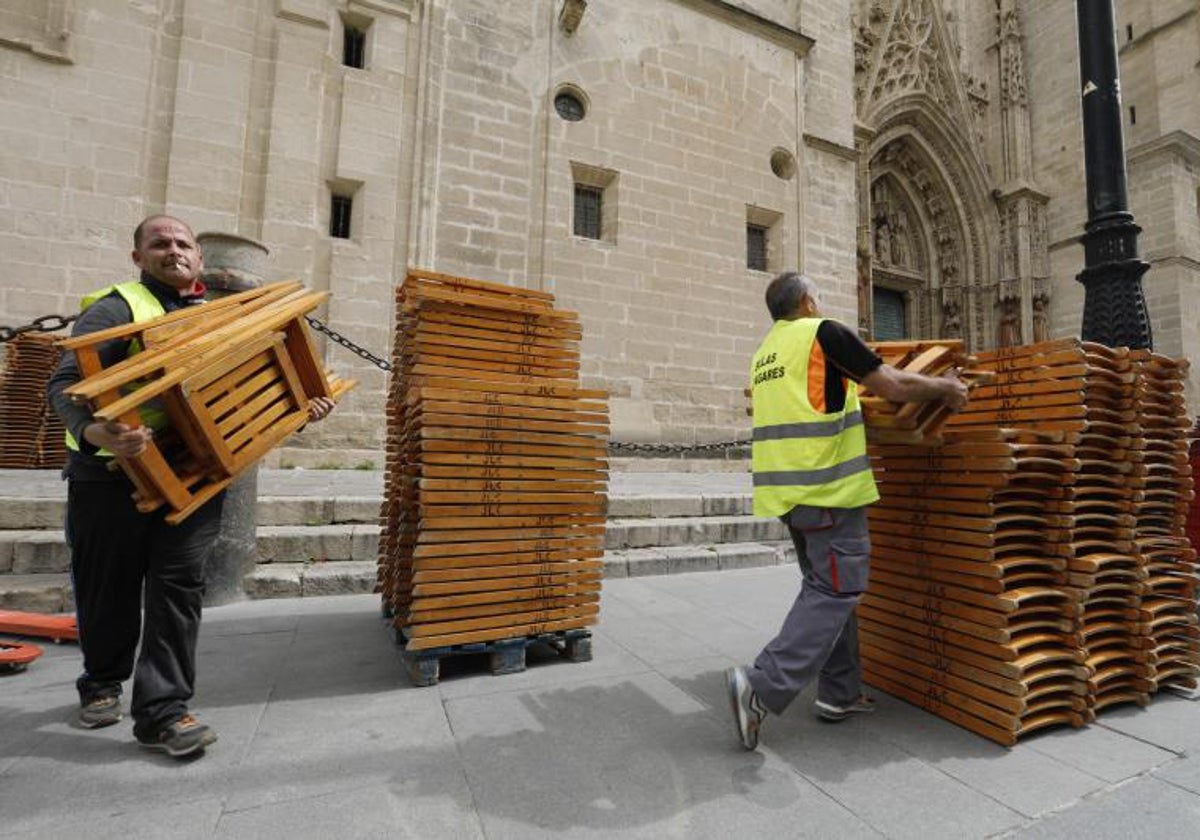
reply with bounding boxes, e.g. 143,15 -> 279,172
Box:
853,0 -> 1048,352
864,133 -> 980,346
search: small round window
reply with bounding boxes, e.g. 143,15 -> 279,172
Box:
554,89 -> 586,122
770,148 -> 796,181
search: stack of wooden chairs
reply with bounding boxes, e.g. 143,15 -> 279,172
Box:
862,426 -> 1089,746
0,333 -> 67,468
862,337 -> 1198,745
860,340 -> 991,443
1129,351 -> 1199,694
379,269 -> 607,668
960,340 -> 1153,713
60,282 -> 354,523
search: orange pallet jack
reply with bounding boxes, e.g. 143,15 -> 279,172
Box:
0,610 -> 78,642
0,640 -> 44,673
0,610 -> 77,673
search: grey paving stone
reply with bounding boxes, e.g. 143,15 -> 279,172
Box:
215,782 -> 484,840
874,693 -> 1109,818
1026,715 -> 1179,783
1,790 -> 226,839
4,565 -> 1200,838
597,611 -> 712,666
444,671 -> 881,840
1088,694 -> 1200,753
765,714 -> 1028,840
1002,775 -> 1200,838
1154,754 -> 1200,796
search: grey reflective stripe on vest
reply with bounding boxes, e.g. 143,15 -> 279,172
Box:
752,410 -> 864,442
752,453 -> 873,487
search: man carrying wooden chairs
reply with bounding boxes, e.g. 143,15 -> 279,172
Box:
726,271 -> 968,750
46,215 -> 334,758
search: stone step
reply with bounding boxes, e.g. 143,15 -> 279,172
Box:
0,492 -> 754,529
3,537 -> 797,607
605,515 -> 787,550
1,511 -> 780,573
0,573 -> 74,613
242,540 -> 795,599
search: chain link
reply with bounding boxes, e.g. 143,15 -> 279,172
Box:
607,439 -> 749,454
304,315 -> 747,454
0,313 -> 78,343
305,315 -> 393,372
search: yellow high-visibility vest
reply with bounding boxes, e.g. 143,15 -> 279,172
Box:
750,317 -> 879,517
64,282 -> 169,455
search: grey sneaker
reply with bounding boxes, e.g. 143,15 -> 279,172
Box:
816,694 -> 876,722
78,695 -> 122,729
725,666 -> 768,750
136,714 -> 218,758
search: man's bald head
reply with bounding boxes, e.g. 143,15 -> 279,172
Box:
130,216 -> 203,290
133,215 -> 195,249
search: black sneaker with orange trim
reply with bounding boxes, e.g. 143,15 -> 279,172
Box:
135,714 -> 218,758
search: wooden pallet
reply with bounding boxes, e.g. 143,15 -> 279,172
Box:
397,629 -> 593,687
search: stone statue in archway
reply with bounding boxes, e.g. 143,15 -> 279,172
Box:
998,298 -> 1021,347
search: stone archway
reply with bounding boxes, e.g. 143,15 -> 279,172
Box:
853,0 -> 1049,350
857,113 -> 997,349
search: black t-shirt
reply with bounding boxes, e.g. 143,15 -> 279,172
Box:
814,320 -> 882,413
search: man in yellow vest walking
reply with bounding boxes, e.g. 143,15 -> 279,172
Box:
46,215 -> 331,758
727,271 -> 968,750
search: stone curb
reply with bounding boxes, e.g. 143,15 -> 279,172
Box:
240,541 -> 794,599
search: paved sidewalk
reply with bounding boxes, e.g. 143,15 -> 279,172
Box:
2,566 -> 1199,839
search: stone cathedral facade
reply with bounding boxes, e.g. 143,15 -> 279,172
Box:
1,0 -> 1198,460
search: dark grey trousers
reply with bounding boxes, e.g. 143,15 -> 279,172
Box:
746,505 -> 871,714
68,480 -> 224,736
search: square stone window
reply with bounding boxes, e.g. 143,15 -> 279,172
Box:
340,12 -> 372,69
570,162 -> 618,243
745,205 -> 783,273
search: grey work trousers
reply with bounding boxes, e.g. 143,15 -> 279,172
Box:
746,505 -> 871,715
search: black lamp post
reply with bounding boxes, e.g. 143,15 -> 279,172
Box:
1075,0 -> 1153,349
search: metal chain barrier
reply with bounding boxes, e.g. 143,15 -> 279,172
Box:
303,316 -> 749,454
607,439 -> 749,455
0,314 -> 77,344
305,315 -> 393,372
5,310 -> 747,455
